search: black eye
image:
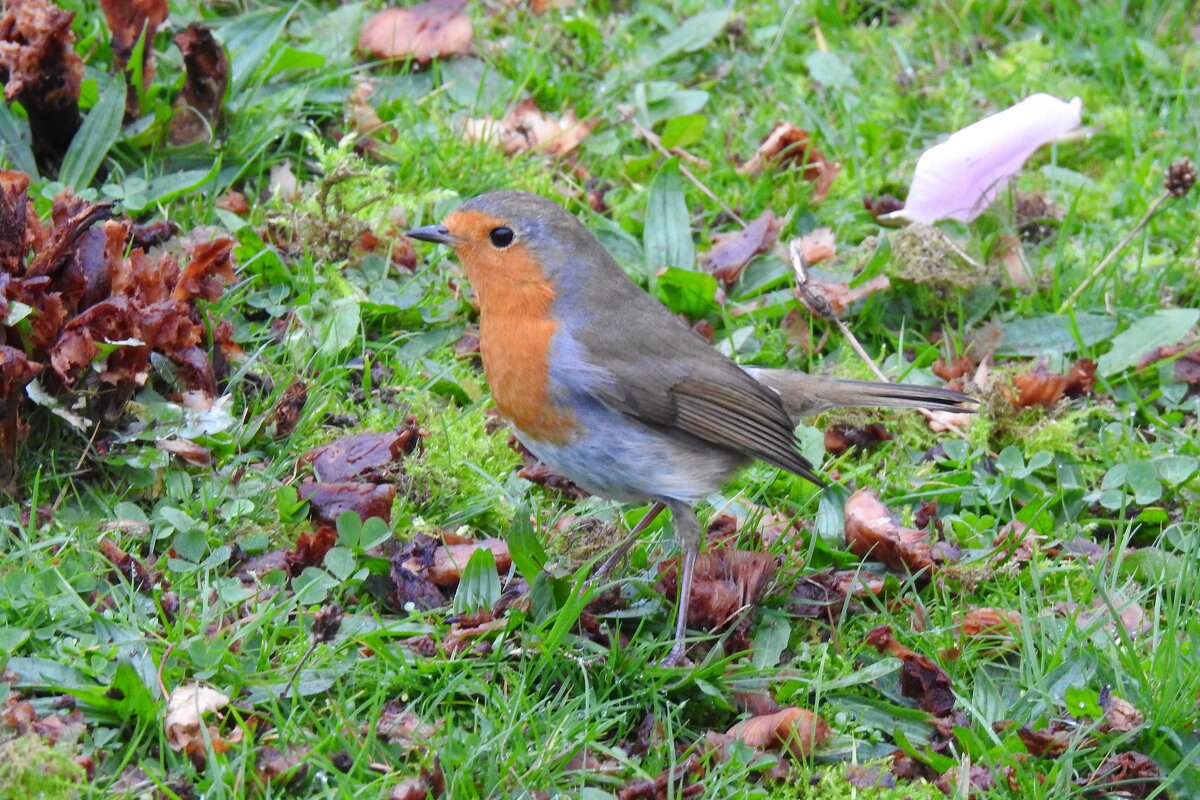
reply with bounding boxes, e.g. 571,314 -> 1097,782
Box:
489,226 -> 514,248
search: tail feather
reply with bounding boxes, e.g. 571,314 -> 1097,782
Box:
745,367 -> 975,421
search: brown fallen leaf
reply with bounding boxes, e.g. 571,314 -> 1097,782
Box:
216,190 -> 250,215
616,753 -> 704,800
1135,343 -> 1200,384
98,0 -> 168,119
1017,721 -> 1077,758
1100,689 -> 1144,733
173,238 -> 236,302
700,210 -> 784,286
863,193 -> 905,219
1083,751 -> 1160,799
299,480 -> 397,526
164,684 -> 236,753
800,273 -> 892,318
824,422 -> 891,456
1007,358 -> 1096,408
463,98 -> 596,158
358,0 -> 472,66
844,489 -> 937,576
932,354 -> 976,381
864,625 -> 956,716
993,233 -> 1031,286
305,420 -> 427,483
956,607 -> 1021,638
388,761 -> 445,800
655,547 -> 775,653
508,435 -> 588,498
1054,592 -> 1151,638
935,762 -> 995,796
155,437 -> 211,467
376,700 -> 443,749
273,380 -> 308,438
726,707 -> 831,759
387,534 -> 449,610
0,0 -> 84,174
254,745 -> 309,792
347,80 -> 388,139
738,122 -> 840,202
169,24 -> 229,146
429,538 -> 511,587
796,227 -> 837,265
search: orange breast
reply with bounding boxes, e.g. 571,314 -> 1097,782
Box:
445,209 -> 577,444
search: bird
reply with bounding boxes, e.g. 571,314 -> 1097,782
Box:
407,190 -> 973,666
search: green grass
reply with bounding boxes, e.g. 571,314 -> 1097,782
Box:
2,0 -> 1199,797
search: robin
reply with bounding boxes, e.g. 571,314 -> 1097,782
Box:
407,191 -> 972,666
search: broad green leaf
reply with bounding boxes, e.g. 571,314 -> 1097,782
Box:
319,297 -> 362,358
118,163 -> 220,214
0,103 -> 37,176
644,159 -> 693,273
998,313 -> 1117,357
507,503 -> 547,580
1120,547 -> 1190,584
660,114 -> 707,150
0,626 -> 30,653
656,267 -> 716,318
453,547 -> 501,614
640,10 -> 729,69
5,656 -> 90,689
59,78 -> 125,189
805,51 -> 857,89
1099,308 -> 1199,376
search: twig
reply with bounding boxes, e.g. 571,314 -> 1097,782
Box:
1056,192 -> 1170,314
627,114 -> 745,227
627,115 -> 710,169
788,240 -> 970,439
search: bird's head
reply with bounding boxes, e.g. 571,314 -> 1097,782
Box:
405,191 -> 617,307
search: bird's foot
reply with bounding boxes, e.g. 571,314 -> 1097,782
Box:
657,643 -> 693,669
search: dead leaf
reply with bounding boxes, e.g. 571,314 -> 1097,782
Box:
1007,358 -> 1096,408
155,437 -> 211,467
616,753 -> 703,800
299,480 -> 397,526
864,625 -> 956,716
347,81 -> 388,139
164,684 -> 232,752
358,0 -> 472,66
388,761 -> 445,800
1017,721 -> 1076,758
956,607 -> 1021,638
509,435 -> 588,498
216,190 -> 250,215
376,700 -> 442,749
993,233 -> 1030,286
655,547 -> 775,654
800,273 -> 891,318
387,534 -> 449,610
1083,751 -> 1160,799
844,489 -> 937,576
824,422 -> 891,455
305,421 -> 427,483
255,745 -> 309,792
738,122 -> 840,202
863,193 -> 904,219
796,227 -> 837,265
463,98 -> 596,158
700,211 -> 783,285
429,538 -> 511,586
1100,689 -> 1144,733
0,0 -> 84,174
169,24 -> 229,146
273,380 -> 308,438
98,0 -> 167,118
726,707 -> 831,759
270,160 -> 301,203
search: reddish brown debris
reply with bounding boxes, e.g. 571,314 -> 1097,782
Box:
863,193 -> 905,218
169,24 -> 229,146
844,489 -> 937,576
1083,751 -> 1160,798
700,210 -> 783,286
273,380 -> 308,438
463,97 -> 596,158
800,273 -> 891,318
428,538 -> 511,586
298,480 -> 397,526
932,354 -> 975,381
738,122 -> 840,202
306,420 -> 427,483
864,625 -> 956,716
616,753 -> 704,800
358,0 -> 472,66
1007,358 -> 1096,408
655,546 -> 775,654
508,434 -> 588,498
254,745 -> 310,792
0,0 -> 84,174
98,0 -> 168,118
1017,720 -> 1076,758
216,190 -> 250,215
387,534 -> 448,610
956,607 -> 1021,638
725,707 -> 831,759
824,421 -> 891,456
790,567 -> 885,620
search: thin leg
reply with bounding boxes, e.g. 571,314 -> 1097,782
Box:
592,501 -> 666,581
660,502 -> 700,668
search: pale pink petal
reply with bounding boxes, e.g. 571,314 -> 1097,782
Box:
886,94 -> 1082,225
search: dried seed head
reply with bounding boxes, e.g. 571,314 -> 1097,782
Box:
311,603 -> 343,644
1164,158 -> 1196,198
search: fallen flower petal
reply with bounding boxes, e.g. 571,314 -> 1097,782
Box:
885,94 -> 1082,224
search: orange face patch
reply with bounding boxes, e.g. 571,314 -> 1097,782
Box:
443,209 -> 576,444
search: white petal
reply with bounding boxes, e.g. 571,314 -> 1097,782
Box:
886,94 -> 1083,224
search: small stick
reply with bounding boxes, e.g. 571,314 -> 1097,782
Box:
627,115 -> 746,227
789,240 -> 969,439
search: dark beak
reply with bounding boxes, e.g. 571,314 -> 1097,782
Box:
405,224 -> 458,245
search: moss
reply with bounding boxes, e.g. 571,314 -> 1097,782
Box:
0,734 -> 85,800
764,762 -> 944,799
402,403 -> 521,531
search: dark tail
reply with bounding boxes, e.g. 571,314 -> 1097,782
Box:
745,367 -> 975,421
